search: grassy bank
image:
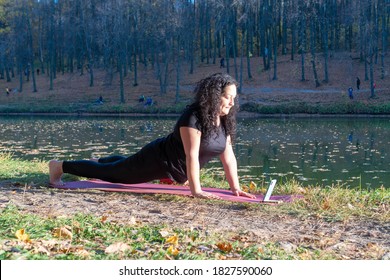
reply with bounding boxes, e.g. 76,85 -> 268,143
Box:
0,153 -> 389,260
240,101 -> 390,115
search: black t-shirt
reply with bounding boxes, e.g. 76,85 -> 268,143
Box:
152,107 -> 227,183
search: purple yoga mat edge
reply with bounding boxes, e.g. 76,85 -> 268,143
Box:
54,180 -> 303,204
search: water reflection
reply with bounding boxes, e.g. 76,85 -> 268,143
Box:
0,115 -> 389,189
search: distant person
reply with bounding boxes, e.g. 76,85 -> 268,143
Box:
25,64 -> 31,81
48,73 -> 255,200
95,96 -> 103,104
6,87 -> 10,96
356,77 -> 360,90
220,57 -> 225,68
138,95 -> 145,103
144,97 -> 153,106
37,69 -> 40,76
348,87 -> 354,99
348,132 -> 353,142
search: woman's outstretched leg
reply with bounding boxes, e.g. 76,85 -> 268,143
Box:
49,143 -> 171,185
96,155 -> 126,163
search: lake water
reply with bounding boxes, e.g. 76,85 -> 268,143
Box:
0,115 -> 389,189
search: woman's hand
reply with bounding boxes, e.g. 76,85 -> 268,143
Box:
193,191 -> 222,200
231,188 -> 257,199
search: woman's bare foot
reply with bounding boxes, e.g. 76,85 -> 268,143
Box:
49,160 -> 64,186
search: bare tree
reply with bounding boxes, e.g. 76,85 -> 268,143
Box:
298,0 -> 307,81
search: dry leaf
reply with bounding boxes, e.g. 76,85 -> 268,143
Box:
105,242 -> 131,254
15,229 -> 31,242
52,226 -> 73,239
128,216 -> 137,225
216,242 -> 233,253
322,199 -> 331,210
167,245 -> 179,256
166,235 -> 179,246
34,245 -> 51,256
216,253 -> 227,260
74,249 -> 91,258
241,185 -> 249,192
297,187 -> 307,194
249,181 -> 257,192
159,230 -> 170,238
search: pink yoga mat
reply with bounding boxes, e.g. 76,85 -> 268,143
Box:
55,180 -> 302,204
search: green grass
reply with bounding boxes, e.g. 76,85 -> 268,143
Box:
0,153 -> 389,260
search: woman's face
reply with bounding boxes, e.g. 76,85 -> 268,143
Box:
219,84 -> 237,116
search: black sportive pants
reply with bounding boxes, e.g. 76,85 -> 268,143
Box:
62,142 -> 169,184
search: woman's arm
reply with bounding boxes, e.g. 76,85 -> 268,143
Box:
220,136 -> 256,199
180,126 -> 221,199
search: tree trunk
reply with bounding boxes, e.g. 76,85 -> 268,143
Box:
80,0 -> 94,87
380,0 -> 386,79
300,8 -> 306,81
246,22 -> 252,79
26,15 -> 37,93
369,54 -> 375,98
49,1 -> 55,91
272,26 -> 278,80
310,21 -> 320,87
119,59 -> 125,104
291,21 -> 296,61
175,37 -> 181,103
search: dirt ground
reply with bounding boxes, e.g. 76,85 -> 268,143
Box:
1,52 -> 390,108
0,182 -> 389,260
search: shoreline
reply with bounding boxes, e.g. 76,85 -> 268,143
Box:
1,111 -> 390,118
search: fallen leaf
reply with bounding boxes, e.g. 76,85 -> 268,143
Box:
216,242 -> 233,253
167,245 -> 179,256
249,181 -> 257,192
74,249 -> 91,258
215,253 -> 227,260
72,221 -> 82,234
105,242 -> 131,254
322,199 -> 331,210
297,187 -> 307,194
128,216 -> 137,225
15,229 -> 31,242
166,234 -> 179,246
159,230 -> 170,238
52,227 -> 73,239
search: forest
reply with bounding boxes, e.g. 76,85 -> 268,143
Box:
0,0 -> 389,102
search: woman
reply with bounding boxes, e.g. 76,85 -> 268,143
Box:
49,73 -> 255,200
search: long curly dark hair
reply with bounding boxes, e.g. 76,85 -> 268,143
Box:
189,73 -> 239,143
